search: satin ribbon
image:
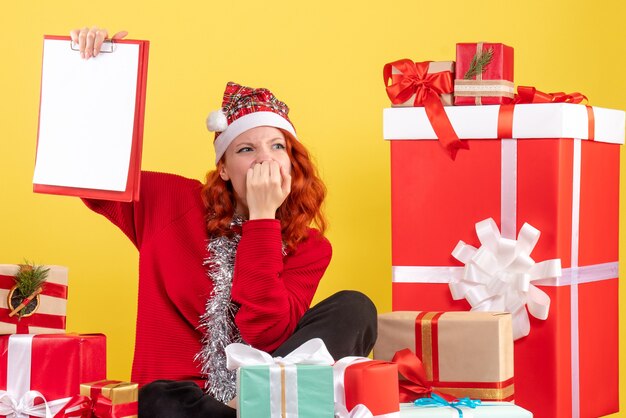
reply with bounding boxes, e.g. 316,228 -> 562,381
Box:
391,349 -> 436,403
51,392 -> 137,418
48,395 -> 92,418
92,395 -> 138,418
413,393 -> 481,418
0,309 -> 66,333
497,86 -> 595,141
226,338 -> 334,418
383,59 -> 467,159
334,403 -> 374,418
514,86 -> 587,104
0,276 -> 69,300
226,338 -> 334,368
0,390 -> 54,418
450,218 -> 561,340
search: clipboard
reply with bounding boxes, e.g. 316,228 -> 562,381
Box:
33,35 -> 149,201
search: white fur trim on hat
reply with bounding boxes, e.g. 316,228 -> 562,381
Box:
206,110 -> 229,132
213,111 -> 297,163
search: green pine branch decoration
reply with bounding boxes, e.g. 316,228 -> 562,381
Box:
13,261 -> 49,298
463,47 -> 495,80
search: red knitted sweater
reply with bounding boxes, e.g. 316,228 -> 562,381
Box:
83,172 -> 332,387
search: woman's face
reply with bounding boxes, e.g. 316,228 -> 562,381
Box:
219,126 -> 292,216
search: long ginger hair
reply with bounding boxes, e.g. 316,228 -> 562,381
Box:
201,131 -> 327,251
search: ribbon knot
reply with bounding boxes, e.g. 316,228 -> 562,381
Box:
450,218 -> 562,340
0,390 -> 53,418
383,59 -> 467,159
384,60 -> 452,107
414,393 -> 481,417
225,338 -> 334,369
391,349 -> 437,402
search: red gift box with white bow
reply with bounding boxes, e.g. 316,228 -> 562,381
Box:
383,102 -> 624,418
0,334 -> 106,417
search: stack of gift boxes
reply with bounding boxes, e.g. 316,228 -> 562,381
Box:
378,42 -> 624,417
226,43 -> 623,418
0,264 -> 138,417
3,42 -> 622,418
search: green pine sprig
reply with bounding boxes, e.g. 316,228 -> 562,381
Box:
463,47 -> 494,80
13,261 -> 49,297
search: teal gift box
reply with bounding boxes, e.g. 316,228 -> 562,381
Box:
237,364 -> 334,418
399,401 -> 533,417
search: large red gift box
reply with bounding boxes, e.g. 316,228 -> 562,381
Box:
0,334 -> 106,416
383,103 -> 624,418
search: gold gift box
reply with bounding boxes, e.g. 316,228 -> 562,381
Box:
80,380 -> 138,418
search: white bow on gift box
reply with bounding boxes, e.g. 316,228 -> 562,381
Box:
450,218 -> 562,340
0,335 -> 74,418
226,338 -> 334,369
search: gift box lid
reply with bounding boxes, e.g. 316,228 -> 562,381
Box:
383,104 -> 625,144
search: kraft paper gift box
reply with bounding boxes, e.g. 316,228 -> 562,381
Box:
226,338 -> 334,418
374,311 -> 514,402
0,333 -> 106,417
0,264 -> 68,334
385,61 -> 455,106
399,400 -> 533,417
383,103 -> 624,418
333,357 -> 400,417
454,42 -> 514,105
80,380 -> 138,418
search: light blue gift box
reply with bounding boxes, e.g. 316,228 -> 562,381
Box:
399,401 -> 533,417
237,364 -> 334,418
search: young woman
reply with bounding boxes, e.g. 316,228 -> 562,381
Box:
71,27 -> 377,417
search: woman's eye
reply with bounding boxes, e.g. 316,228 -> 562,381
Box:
273,143 -> 286,150
236,147 -> 253,153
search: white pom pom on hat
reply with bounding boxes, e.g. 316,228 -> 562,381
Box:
206,110 -> 228,132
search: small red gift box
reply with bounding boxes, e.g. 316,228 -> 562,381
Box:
383,103 -> 624,418
0,264 -> 68,334
454,42 -> 514,105
333,357 -> 400,417
0,334 -> 106,416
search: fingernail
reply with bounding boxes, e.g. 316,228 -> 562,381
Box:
80,52 -> 85,59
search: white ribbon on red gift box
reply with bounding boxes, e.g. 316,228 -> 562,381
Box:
390,135 -> 619,418
0,335 -> 73,418
226,338 -> 334,418
449,217 -> 560,340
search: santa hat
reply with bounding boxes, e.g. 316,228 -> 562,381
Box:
207,82 -> 297,163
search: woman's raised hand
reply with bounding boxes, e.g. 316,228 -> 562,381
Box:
69,27 -> 128,59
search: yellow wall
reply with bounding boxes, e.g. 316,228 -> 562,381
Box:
1,0 -> 625,415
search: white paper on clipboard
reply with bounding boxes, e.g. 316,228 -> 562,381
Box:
33,37 -> 144,195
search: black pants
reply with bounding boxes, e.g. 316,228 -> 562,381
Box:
139,290 -> 377,417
